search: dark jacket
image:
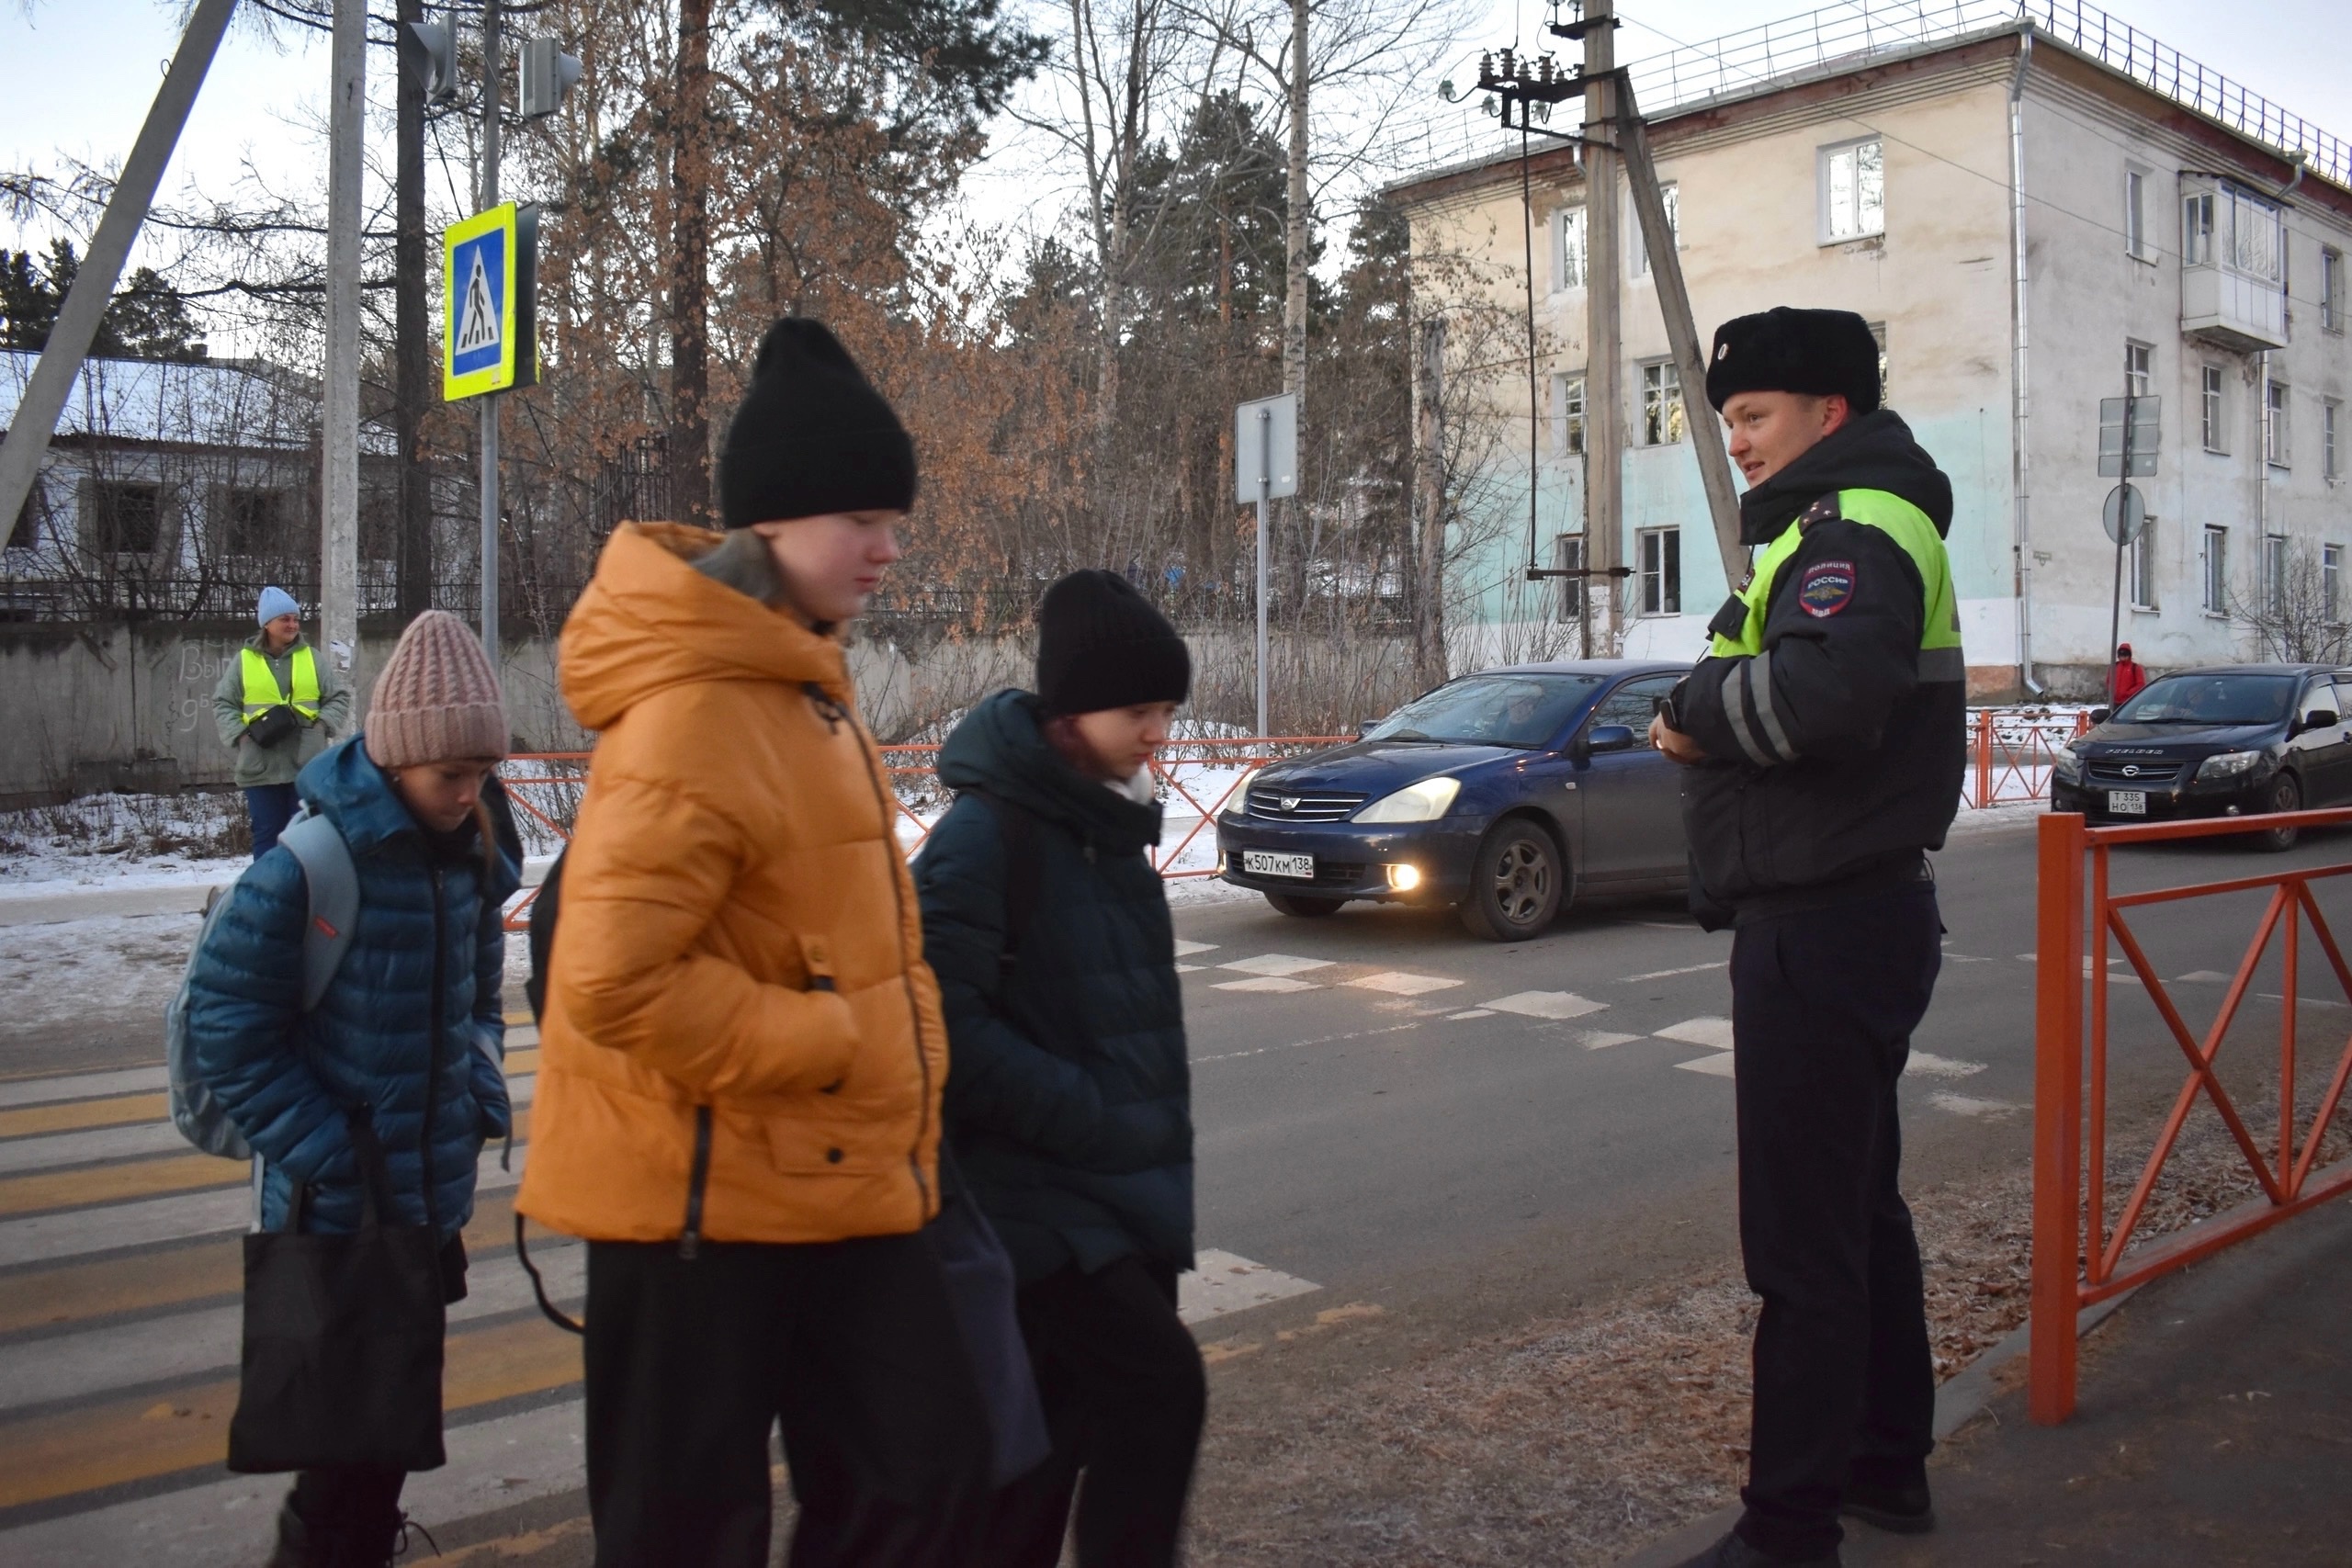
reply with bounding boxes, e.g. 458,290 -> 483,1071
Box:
1670,411 -> 1966,917
187,736 -> 519,1236
913,690 -> 1193,1284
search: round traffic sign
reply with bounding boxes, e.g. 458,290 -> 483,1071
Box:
2102,483 -> 2147,546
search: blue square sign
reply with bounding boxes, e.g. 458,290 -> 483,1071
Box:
449,227 -> 507,379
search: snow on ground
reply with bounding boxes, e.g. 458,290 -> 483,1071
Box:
0,909 -> 203,1037
0,790 -> 249,895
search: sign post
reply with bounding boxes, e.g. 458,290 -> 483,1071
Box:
442,199 -> 537,677
2096,392 -> 2160,704
1235,393 -> 1298,738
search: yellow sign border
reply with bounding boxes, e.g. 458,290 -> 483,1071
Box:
443,203 -> 519,401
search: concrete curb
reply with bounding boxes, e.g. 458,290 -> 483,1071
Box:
1609,1292 -> 2136,1568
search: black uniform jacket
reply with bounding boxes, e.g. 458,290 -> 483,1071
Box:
1670,411 -> 1966,922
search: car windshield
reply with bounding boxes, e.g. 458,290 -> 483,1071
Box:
1363,672 -> 1606,748
2114,673 -> 2298,726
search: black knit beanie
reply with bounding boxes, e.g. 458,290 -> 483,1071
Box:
1035,570 -> 1193,716
718,319 -> 917,528
1704,306 -> 1883,415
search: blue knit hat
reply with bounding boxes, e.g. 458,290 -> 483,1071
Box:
256,586 -> 300,626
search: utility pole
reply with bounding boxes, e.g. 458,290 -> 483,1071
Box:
1413,316 -> 1449,691
479,0 -> 503,677
670,0 -> 715,525
321,0 -> 365,680
1580,0 -> 1623,650
394,0 -> 432,621
0,0 -> 238,544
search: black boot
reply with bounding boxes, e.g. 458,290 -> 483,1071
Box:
1838,1477 -> 1935,1534
1672,1530 -> 1843,1568
263,1500 -> 326,1568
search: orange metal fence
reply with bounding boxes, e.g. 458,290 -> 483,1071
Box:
494,739 -> 1351,931
2030,808 -> 2352,1423
1970,709 -> 2094,808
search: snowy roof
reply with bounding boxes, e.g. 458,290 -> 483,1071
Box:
0,348 -> 396,457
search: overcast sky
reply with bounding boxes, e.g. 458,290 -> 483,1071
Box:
5,0 -> 2346,290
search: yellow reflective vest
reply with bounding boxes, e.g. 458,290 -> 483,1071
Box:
1709,487 -> 1964,683
240,645 -> 322,725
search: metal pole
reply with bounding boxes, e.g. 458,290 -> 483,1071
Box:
0,0 -> 240,536
2106,385 -> 2135,705
1257,407 -> 1272,739
2030,809 -> 2086,1425
479,0 -> 503,676
321,0 -> 365,680
1581,0 -> 1623,651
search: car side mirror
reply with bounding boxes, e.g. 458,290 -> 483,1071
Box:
2304,708 -> 2340,731
1586,723 -> 1638,754
1355,720 -> 1374,739
2088,707 -> 2112,725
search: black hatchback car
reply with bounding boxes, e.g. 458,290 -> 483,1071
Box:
1215,660 -> 1690,940
2051,663 -> 2352,849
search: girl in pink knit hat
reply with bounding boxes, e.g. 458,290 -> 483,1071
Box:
185,610 -> 522,1567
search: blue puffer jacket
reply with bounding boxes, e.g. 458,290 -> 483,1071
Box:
914,690 -> 1193,1284
187,737 -> 519,1237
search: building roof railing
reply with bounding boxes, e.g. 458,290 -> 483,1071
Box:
1392,0 -> 2347,194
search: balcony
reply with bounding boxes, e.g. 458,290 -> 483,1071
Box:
2181,178 -> 2289,353
2182,264 -> 2288,352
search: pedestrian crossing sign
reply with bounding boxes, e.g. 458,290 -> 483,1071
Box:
442,203 -> 538,400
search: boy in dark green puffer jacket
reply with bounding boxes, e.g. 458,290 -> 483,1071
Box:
913,570 -> 1203,1568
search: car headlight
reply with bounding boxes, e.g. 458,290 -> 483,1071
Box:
2195,751 -> 2263,782
1224,768 -> 1264,817
2054,744 -> 2084,784
1354,776 -> 1461,823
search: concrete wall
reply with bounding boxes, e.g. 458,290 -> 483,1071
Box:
0,618 -> 1420,807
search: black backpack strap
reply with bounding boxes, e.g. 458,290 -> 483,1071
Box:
965,791 -> 1044,976
515,1213 -> 585,1335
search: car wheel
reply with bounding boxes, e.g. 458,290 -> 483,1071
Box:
2257,773 -> 2301,852
1264,891 -> 1345,917
1459,819 -> 1564,941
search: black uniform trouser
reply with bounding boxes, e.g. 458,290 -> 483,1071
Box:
582,1232 -> 993,1568
1731,885 -> 1940,1562
978,1256 -> 1207,1568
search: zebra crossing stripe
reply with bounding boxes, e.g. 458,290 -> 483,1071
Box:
0,1094 -> 170,1141
0,1068 -> 170,1111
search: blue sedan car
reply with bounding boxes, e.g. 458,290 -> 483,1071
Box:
1216,660 -> 1692,940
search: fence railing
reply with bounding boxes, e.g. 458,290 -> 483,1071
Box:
1968,708 -> 2094,807
2030,808 -> 2352,1423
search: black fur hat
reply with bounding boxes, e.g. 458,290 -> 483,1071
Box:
1703,307 -> 1883,415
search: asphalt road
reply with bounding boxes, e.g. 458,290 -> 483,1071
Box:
7,811 -> 2351,1562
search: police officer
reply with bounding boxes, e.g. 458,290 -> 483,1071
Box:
1649,308 -> 1964,1568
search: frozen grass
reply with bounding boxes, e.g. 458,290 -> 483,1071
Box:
0,791 -> 250,889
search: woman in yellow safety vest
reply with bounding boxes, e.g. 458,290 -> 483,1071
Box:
210,586 -> 350,856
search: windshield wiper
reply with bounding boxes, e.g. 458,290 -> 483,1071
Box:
1377,728 -> 1440,742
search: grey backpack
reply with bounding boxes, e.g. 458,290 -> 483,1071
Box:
165,808 -> 359,1159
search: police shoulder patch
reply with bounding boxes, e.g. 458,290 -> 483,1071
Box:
1797,493 -> 1842,530
1797,558 -> 1857,618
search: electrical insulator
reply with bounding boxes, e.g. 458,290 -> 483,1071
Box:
1498,48 -> 1516,82
1477,51 -> 1496,88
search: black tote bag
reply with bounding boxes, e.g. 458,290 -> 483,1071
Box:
930,1144 -> 1052,1488
228,1115 -> 448,1474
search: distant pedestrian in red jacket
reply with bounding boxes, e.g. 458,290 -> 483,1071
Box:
2110,643 -> 2149,705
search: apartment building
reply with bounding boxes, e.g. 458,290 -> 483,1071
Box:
1388,0 -> 2352,698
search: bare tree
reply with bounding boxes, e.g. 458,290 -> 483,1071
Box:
2231,543 -> 2352,666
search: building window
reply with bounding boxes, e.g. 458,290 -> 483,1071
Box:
6,483 -> 39,551
2267,379 -> 2290,468
2324,246 -> 2346,334
2266,534 -> 2289,616
217,487 -> 288,558
2124,166 -> 2152,261
2182,191 -> 2213,266
1640,360 -> 1685,446
1820,138 -> 1884,243
2328,400 -> 2342,482
1555,207 -> 1587,291
1553,373 -> 1586,457
1637,526 -> 1680,615
86,479 -> 162,555
1554,533 -> 1585,622
2124,340 -> 2152,399
2129,515 -> 2158,610
2202,525 -> 2229,615
2326,544 -> 2343,622
2184,183 -> 2283,281
1869,321 -> 1889,405
2201,365 -> 2226,452
1631,182 -> 1679,277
